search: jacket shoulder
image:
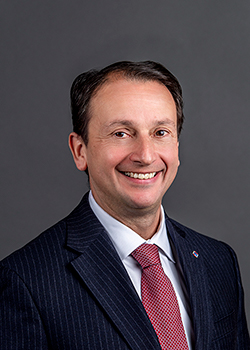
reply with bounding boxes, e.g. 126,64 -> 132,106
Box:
168,217 -> 233,249
167,216 -> 240,271
0,218 -> 68,272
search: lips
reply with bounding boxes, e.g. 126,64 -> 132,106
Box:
124,172 -> 157,180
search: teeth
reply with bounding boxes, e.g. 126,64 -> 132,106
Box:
124,172 -> 156,179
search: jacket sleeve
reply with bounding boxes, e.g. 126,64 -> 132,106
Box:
0,264 -> 49,349
227,245 -> 250,349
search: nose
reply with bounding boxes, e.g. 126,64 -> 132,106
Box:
129,137 -> 156,165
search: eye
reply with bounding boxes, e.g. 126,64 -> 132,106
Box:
155,129 -> 169,137
114,131 -> 127,138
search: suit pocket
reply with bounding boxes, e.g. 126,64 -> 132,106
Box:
212,309 -> 237,341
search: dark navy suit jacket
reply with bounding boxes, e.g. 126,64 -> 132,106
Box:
1,193 -> 249,349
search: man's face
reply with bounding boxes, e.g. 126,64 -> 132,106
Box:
79,78 -> 180,219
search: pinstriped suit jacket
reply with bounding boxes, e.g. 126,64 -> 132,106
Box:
1,192 -> 249,349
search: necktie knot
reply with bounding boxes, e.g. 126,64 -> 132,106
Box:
131,243 -> 161,269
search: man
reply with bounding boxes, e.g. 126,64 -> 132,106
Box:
0,61 -> 249,349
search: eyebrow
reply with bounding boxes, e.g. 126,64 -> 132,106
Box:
106,120 -> 133,128
105,118 -> 176,129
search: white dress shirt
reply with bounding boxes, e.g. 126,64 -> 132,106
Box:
89,191 -> 194,349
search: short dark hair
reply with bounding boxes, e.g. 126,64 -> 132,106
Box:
70,61 -> 184,145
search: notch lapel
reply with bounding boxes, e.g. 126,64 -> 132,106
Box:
66,194 -> 161,350
166,217 -> 213,350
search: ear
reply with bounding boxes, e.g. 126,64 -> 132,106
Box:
177,141 -> 180,167
68,132 -> 88,171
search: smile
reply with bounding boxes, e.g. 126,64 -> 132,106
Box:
124,172 -> 157,180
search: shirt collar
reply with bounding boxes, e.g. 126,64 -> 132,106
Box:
88,191 -> 175,263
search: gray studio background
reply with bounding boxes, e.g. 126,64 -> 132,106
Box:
1,0 -> 250,325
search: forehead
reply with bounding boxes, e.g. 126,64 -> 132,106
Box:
89,77 -> 177,117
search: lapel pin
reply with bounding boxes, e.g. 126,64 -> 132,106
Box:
192,251 -> 199,258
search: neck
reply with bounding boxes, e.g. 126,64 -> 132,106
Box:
90,190 -> 163,240
118,209 -> 162,240
102,202 -> 162,240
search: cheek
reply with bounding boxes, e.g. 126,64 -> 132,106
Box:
161,145 -> 179,165
89,146 -> 127,172
104,146 -> 129,166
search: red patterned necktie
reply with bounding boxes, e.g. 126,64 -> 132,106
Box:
131,243 -> 189,350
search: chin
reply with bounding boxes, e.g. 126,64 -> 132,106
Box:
127,196 -> 160,211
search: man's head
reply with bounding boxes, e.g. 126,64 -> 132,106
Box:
69,61 -> 182,230
70,61 -> 184,146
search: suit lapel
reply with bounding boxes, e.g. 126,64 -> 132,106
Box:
166,217 -> 213,350
66,194 -> 161,350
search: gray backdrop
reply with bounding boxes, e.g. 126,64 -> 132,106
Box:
1,0 -> 250,325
